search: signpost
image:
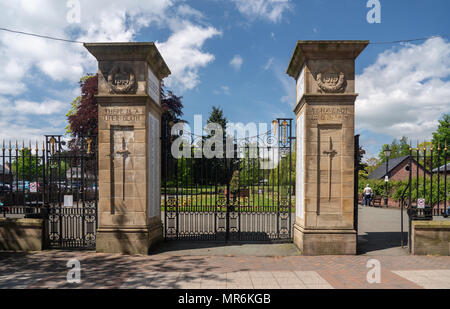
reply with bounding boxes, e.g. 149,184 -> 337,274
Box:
417,198 -> 425,209
30,182 -> 38,193
64,195 -> 74,207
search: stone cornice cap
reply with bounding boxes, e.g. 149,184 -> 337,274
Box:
84,42 -> 171,80
286,40 -> 369,80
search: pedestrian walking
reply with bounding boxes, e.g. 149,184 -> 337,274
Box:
362,184 -> 373,206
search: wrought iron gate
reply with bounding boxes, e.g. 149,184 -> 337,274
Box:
162,118 -> 295,241
0,135 -> 98,249
354,135 -> 361,234
405,142 -> 449,251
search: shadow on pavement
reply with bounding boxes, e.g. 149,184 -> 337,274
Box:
358,231 -> 409,255
150,240 -> 301,257
0,250 -> 235,288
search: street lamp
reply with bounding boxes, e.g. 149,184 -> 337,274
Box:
384,146 -> 391,207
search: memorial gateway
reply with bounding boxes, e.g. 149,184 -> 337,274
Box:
83,40 -> 368,255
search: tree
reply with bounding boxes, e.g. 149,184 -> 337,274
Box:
200,106 -> 231,185
365,157 -> 380,174
67,76 -> 184,145
432,113 -> 450,166
11,148 -> 69,182
11,148 -> 43,181
378,136 -> 410,162
161,86 -> 184,124
268,149 -> 296,187
207,106 -> 228,134
67,75 -> 98,138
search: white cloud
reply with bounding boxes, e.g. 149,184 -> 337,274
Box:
230,55 -> 244,71
265,58 -> 294,106
233,0 -> 291,23
264,57 -> 274,70
356,37 -> 450,140
13,99 -> 65,115
0,96 -> 66,141
176,4 -> 204,20
214,85 -> 231,95
0,1 -> 221,138
156,23 -> 222,91
0,1 -> 220,91
0,0 -> 173,88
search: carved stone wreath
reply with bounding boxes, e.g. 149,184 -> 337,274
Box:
107,64 -> 137,94
316,67 -> 346,93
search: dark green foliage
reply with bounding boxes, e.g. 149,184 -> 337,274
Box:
378,136 -> 410,163
11,148 -> 42,181
359,176 -> 449,205
207,106 -> 228,134
432,113 -> 450,166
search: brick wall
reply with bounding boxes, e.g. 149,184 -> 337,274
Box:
390,159 -> 429,181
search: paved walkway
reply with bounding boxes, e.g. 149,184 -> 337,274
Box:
357,205 -> 410,256
152,206 -> 412,257
1,207 -> 449,289
0,251 -> 449,289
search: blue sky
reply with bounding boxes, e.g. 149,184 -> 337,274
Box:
0,0 -> 449,160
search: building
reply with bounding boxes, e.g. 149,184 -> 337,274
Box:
0,163 -> 13,184
432,163 -> 450,175
368,155 -> 430,181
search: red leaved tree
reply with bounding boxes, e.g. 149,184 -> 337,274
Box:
66,75 -> 98,156
67,75 -> 99,137
66,76 -> 184,153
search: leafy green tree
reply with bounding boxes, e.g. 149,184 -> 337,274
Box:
378,136 -> 410,163
11,148 -> 43,181
268,150 -> 296,186
432,113 -> 450,166
207,106 -> 228,134
201,106 -> 231,185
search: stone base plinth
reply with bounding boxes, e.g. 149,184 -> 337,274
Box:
0,218 -> 44,252
96,223 -> 162,255
412,221 -> 450,256
294,223 -> 356,256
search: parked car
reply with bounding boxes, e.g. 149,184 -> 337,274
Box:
0,184 -> 11,194
0,182 -> 11,190
11,181 -> 30,192
67,181 -> 83,190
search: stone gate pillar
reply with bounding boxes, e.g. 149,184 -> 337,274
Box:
287,41 -> 368,255
85,43 -> 171,255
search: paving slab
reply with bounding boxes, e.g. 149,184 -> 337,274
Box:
1,251 -> 448,289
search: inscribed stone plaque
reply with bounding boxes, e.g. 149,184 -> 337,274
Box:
296,113 -> 304,219
147,113 -> 160,218
148,68 -> 160,105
